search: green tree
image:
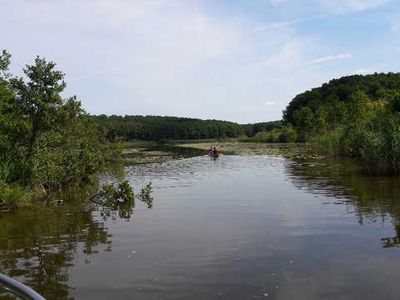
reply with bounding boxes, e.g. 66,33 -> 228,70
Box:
0,50 -> 106,207
10,57 -> 81,160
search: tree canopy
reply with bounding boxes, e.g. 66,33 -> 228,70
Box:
91,115 -> 245,141
283,72 -> 400,172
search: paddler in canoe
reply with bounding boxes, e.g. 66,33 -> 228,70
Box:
207,146 -> 221,158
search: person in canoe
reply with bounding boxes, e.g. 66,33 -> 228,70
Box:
207,146 -> 220,158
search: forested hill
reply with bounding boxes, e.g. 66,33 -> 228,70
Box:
282,72 -> 400,171
91,115 -> 245,141
283,72 -> 400,126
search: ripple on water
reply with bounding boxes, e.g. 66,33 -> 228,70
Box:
123,154 -> 287,190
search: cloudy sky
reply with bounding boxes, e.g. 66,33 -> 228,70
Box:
1,0 -> 400,123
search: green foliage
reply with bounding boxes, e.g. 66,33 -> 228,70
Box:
278,126 -> 298,142
292,106 -> 315,141
286,72 -> 400,172
312,127 -> 348,155
139,182 -> 153,208
99,180 -> 134,203
240,125 -> 297,143
284,73 -> 400,125
391,95 -> 400,113
242,120 -> 283,137
0,180 -> 28,209
0,50 -> 106,209
92,115 -> 245,142
0,49 -> 11,79
31,128 -> 104,191
118,180 -> 135,201
92,116 -> 286,143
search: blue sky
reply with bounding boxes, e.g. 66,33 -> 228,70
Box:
1,0 -> 400,123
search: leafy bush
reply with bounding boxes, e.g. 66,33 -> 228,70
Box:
139,182 -> 153,208
240,126 -> 298,143
0,180 -> 28,209
99,180 -> 134,203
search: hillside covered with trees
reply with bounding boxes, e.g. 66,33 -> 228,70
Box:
283,73 -> 400,172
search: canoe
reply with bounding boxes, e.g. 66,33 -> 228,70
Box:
208,152 -> 219,158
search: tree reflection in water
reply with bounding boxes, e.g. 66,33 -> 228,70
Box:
0,182 -> 154,299
286,157 -> 400,248
0,202 -> 108,299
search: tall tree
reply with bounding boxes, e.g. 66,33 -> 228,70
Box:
10,57 -> 82,159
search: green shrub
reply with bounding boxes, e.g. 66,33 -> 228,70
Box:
99,180 -> 134,203
0,180 -> 28,209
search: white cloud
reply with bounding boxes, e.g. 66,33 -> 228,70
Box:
354,68 -> 375,75
301,53 -> 352,66
0,0 -> 390,123
254,0 -> 392,34
253,14 -> 328,32
320,0 -> 392,13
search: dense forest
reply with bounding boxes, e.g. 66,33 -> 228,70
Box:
91,115 -> 284,142
283,73 -> 400,172
91,115 -> 245,141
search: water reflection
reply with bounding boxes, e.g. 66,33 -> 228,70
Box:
94,182 -> 154,221
285,157 -> 400,248
0,179 -> 154,299
96,166 -> 155,221
97,197 -> 135,221
3,145 -> 400,300
0,202 -> 110,299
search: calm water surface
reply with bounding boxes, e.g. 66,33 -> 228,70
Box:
1,147 -> 400,299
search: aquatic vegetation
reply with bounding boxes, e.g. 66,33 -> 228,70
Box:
139,182 -> 153,208
178,142 -> 316,159
99,180 -> 134,204
0,180 -> 29,211
93,180 -> 154,220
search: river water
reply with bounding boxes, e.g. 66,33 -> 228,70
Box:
1,145 -> 400,299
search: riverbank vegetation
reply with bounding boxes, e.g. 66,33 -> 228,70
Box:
0,50 -> 107,210
283,73 -> 400,173
239,124 -> 297,143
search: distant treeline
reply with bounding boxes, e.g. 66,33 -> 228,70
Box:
242,120 -> 283,137
91,115 -> 283,141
